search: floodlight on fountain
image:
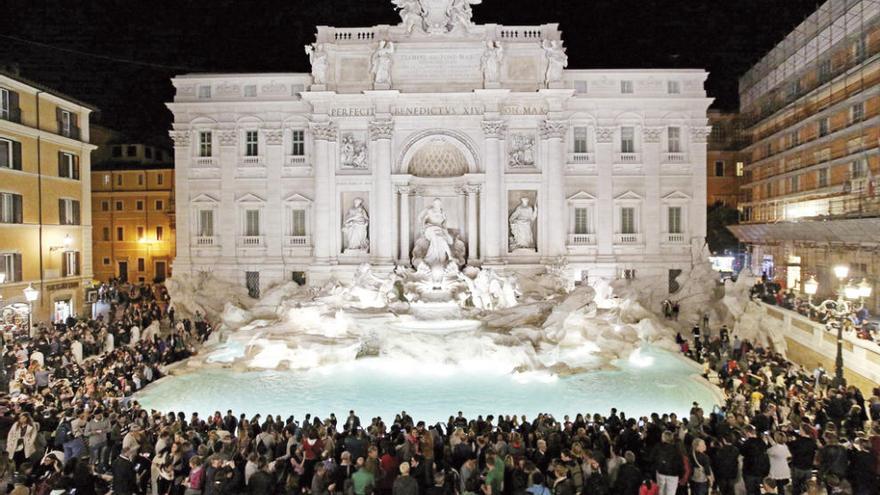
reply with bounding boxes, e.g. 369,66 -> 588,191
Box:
844,283 -> 860,301
858,278 -> 872,299
834,265 -> 850,280
803,276 -> 818,296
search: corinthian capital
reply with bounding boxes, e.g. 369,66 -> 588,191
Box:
643,127 -> 664,143
310,121 -> 338,142
539,120 -> 568,140
369,120 -> 394,140
690,126 -> 713,143
168,130 -> 191,147
481,120 -> 507,139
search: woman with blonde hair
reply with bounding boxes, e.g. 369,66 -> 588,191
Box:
689,438 -> 713,495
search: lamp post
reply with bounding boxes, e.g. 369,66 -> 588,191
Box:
23,283 -> 39,338
803,265 -> 858,389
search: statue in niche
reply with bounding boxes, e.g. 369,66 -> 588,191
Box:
342,198 -> 370,252
542,40 -> 568,85
371,41 -> 395,86
341,133 -> 368,169
304,43 -> 328,85
481,41 -> 503,86
412,198 -> 466,271
508,134 -> 535,168
391,0 -> 423,33
509,197 -> 538,250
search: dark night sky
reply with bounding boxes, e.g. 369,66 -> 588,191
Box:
0,0 -> 820,144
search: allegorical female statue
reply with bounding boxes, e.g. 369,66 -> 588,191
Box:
304,43 -> 328,85
342,198 -> 370,252
509,197 -> 538,250
371,41 -> 395,86
481,40 -> 503,86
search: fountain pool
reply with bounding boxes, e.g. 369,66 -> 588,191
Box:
135,347 -> 720,424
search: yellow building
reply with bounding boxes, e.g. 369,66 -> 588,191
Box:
731,0 -> 880,310
91,142 -> 175,283
0,71 -> 96,327
706,110 -> 746,208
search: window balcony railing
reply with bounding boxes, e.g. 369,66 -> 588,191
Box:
663,233 -> 686,244
194,157 -> 217,167
568,152 -> 594,164
615,152 -> 640,163
614,233 -> 643,245
663,152 -> 687,163
239,235 -> 265,247
567,233 -> 596,245
240,155 -> 264,166
285,235 -> 311,247
287,155 -> 308,166
194,236 -> 217,246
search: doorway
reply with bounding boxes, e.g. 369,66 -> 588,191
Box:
118,261 -> 128,282
53,299 -> 72,323
155,261 -> 167,282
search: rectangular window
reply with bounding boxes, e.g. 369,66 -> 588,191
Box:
789,175 -> 800,193
0,138 -> 22,170
116,175 -> 123,186
668,207 -> 682,234
667,127 -> 681,153
818,59 -> 832,83
818,168 -> 829,188
291,130 -> 305,156
198,210 -> 214,237
0,253 -> 22,282
620,207 -> 636,234
0,88 -> 8,120
58,199 -> 80,225
853,35 -> 867,61
244,84 -> 257,97
291,209 -> 307,236
138,258 -> 145,272
126,145 -> 136,157
574,80 -> 588,94
103,174 -> 111,185
157,173 -> 164,185
198,85 -> 211,99
851,102 -> 865,123
137,174 -> 144,186
574,207 -> 590,234
573,126 -> 588,153
245,131 -> 259,156
714,161 -> 725,177
103,257 -> 110,266
819,117 -> 830,137
102,227 -> 110,241
62,251 -> 80,277
199,131 -> 213,157
137,226 -> 145,240
736,162 -> 744,177
136,200 -> 144,211
245,209 -> 260,236
60,110 -> 72,137
115,200 -> 123,211
787,80 -> 801,100
58,152 -> 79,179
667,80 -> 681,94
156,226 -> 164,241
852,158 -> 868,178
101,201 -> 109,212
620,127 -> 635,153
155,199 -> 164,211
117,227 -> 124,241
620,80 -> 634,94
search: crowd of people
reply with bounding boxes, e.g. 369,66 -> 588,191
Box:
1,282 -> 880,495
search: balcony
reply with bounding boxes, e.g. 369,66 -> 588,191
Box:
194,236 -> 217,246
663,233 -> 686,244
287,155 -> 308,166
663,152 -> 687,163
615,152 -> 640,163
240,155 -> 264,166
193,156 -> 217,167
614,233 -> 643,245
285,235 -> 311,247
238,235 -> 265,247
567,234 -> 596,245
568,152 -> 594,164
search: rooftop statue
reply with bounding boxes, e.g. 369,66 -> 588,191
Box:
391,0 -> 482,34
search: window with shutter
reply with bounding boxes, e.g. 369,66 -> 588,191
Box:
102,227 -> 110,241
58,198 -> 67,224
156,226 -> 164,241
0,193 -> 23,223
58,152 -> 78,179
72,200 -> 80,225
0,89 -> 7,120
0,139 -> 10,168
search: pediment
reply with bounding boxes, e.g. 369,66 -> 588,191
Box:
567,191 -> 597,202
614,190 -> 642,201
663,190 -> 692,201
190,193 -> 219,204
283,193 -> 313,204
235,193 -> 266,203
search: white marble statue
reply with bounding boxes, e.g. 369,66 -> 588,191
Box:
481,41 -> 503,85
509,197 -> 538,250
371,41 -> 395,86
304,43 -> 328,85
341,133 -> 368,169
509,134 -> 535,168
449,0 -> 481,31
542,40 -> 568,85
418,198 -> 455,267
392,0 -> 422,33
343,198 -> 370,252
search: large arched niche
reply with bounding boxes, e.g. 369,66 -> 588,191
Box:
396,129 -> 481,176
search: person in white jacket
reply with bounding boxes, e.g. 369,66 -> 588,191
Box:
6,414 -> 38,468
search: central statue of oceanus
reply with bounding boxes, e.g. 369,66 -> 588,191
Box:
392,0 -> 482,34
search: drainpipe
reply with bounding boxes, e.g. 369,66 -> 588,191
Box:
35,91 -> 45,317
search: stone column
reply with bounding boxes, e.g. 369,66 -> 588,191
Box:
465,184 -> 480,262
595,127 -> 615,258
218,129 -> 238,261
643,127 -> 663,256
397,185 -> 411,264
540,120 -> 568,258
370,120 -> 395,264
169,130 -> 192,274
310,121 -> 337,264
264,128 -> 284,264
481,120 -> 506,262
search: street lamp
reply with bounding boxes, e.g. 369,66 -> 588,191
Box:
803,265 -> 855,389
834,264 -> 849,280
858,278 -> 873,302
23,283 -> 39,337
803,276 -> 818,301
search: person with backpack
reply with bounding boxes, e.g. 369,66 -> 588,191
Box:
649,431 -> 683,495
637,478 -> 658,495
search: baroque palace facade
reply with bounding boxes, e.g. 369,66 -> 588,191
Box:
168,1 -> 711,292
